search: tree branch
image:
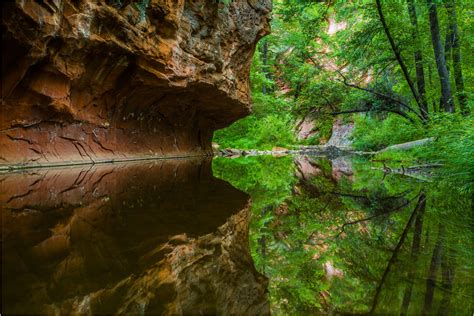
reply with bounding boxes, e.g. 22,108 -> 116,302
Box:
331,107 -> 416,124
335,69 -> 423,122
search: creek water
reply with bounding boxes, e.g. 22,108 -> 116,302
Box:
1,155 -> 472,314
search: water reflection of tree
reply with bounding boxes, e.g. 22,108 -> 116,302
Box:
370,191 -> 426,315
330,166 -> 472,315
401,193 -> 425,316
213,156 -> 473,315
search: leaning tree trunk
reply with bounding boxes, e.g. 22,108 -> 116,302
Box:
370,192 -> 426,315
445,0 -> 469,114
375,0 -> 424,121
261,39 -> 271,95
427,0 -> 454,113
407,0 -> 429,121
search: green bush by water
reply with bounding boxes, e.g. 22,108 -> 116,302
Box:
351,114 -> 426,151
214,92 -> 297,150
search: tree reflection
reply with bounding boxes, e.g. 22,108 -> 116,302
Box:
213,155 -> 473,315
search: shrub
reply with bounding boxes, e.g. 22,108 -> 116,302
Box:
424,113 -> 474,194
351,114 -> 425,151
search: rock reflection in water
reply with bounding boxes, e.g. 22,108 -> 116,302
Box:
1,159 -> 269,315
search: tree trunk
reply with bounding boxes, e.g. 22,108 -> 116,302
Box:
427,65 -> 438,112
294,82 -> 301,100
375,0 -> 424,121
407,0 -> 429,121
427,0 -> 454,113
444,22 -> 453,71
258,206 -> 271,274
437,248 -> 455,315
370,192 -> 426,315
445,0 -> 469,114
261,39 -> 270,94
423,223 -> 445,315
401,204 -> 425,315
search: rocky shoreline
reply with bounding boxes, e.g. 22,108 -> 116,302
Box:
216,145 -> 359,158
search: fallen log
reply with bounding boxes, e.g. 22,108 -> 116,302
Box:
377,137 -> 435,153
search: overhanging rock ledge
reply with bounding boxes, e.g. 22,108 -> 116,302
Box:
1,0 -> 271,168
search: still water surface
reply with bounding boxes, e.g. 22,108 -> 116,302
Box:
1,155 -> 472,314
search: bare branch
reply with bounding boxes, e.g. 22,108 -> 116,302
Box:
334,69 -> 423,122
330,107 -> 417,124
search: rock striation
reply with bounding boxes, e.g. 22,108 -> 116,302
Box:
0,0 -> 271,168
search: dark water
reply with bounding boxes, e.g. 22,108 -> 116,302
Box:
1,156 -> 473,315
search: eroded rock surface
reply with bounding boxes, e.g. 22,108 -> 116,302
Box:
1,158 -> 269,314
1,0 -> 271,168
325,119 -> 354,148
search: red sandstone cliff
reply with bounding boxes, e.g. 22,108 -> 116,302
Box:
1,0 -> 271,168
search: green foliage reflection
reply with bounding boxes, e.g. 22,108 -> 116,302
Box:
213,155 -> 473,314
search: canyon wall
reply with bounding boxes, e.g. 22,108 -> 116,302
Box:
1,0 -> 271,168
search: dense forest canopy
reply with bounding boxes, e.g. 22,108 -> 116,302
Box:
214,0 -> 473,192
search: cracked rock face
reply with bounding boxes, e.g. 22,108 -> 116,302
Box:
0,0 -> 271,167
1,158 -> 269,314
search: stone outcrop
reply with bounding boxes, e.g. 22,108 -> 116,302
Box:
296,115 -> 318,141
325,118 -> 354,148
0,0 -> 271,168
1,158 -> 269,314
